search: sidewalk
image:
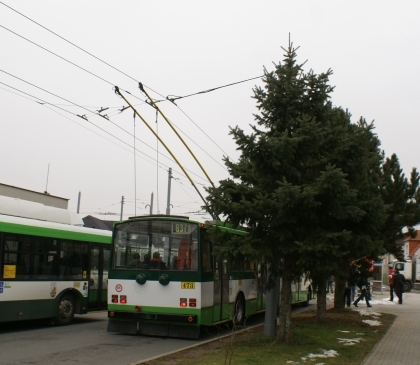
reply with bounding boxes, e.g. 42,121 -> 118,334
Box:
359,290 -> 420,365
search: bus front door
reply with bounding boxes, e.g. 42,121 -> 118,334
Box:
88,245 -> 110,310
213,258 -> 230,322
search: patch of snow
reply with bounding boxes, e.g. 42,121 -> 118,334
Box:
337,337 -> 363,345
369,298 -> 396,306
306,349 -> 339,359
362,319 -> 382,326
338,330 -> 350,333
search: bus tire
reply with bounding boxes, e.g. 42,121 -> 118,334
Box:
404,281 -> 412,293
56,293 -> 75,326
234,295 -> 245,327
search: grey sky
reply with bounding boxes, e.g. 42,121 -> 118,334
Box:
1,1 -> 419,221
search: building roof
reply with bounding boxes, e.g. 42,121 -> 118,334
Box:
0,183 -> 68,201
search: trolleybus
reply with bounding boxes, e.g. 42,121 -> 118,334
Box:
0,214 -> 112,325
107,215 -> 310,338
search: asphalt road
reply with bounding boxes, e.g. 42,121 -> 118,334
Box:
0,302 -> 315,365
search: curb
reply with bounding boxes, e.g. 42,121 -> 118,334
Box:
128,323 -> 264,365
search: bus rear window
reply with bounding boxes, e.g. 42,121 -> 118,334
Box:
112,220 -> 198,271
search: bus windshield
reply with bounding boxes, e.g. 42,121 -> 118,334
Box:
112,220 -> 198,271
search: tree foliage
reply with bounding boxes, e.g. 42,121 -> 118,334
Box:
205,39 -> 420,343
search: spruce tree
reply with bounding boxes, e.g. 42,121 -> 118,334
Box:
205,40 -> 386,343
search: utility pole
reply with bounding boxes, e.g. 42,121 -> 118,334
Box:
149,192 -> 154,215
76,191 -> 81,214
166,167 -> 172,215
120,196 -> 124,220
44,163 -> 50,194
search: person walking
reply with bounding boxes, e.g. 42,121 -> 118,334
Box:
349,262 -> 358,303
393,270 -> 406,304
326,275 -> 334,294
388,266 -> 396,301
353,275 -> 372,308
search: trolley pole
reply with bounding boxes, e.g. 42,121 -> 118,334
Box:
120,196 -> 124,220
166,168 -> 172,215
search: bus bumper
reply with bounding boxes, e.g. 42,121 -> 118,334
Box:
107,311 -> 200,338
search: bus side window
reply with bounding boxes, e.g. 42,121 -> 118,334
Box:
199,228 -> 212,272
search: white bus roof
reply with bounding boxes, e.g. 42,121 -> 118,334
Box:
0,213 -> 112,237
0,195 -> 83,226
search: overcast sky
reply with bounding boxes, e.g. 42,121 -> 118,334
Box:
1,1 -> 419,221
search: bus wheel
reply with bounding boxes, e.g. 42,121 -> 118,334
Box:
234,296 -> 245,327
56,293 -> 75,326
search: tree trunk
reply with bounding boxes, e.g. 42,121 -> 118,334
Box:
276,268 -> 293,344
316,280 -> 327,322
334,276 -> 345,309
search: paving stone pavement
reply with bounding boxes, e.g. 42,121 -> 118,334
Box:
360,290 -> 420,365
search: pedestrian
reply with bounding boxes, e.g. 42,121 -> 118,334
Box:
388,266 -> 396,301
326,275 -> 334,294
353,275 -> 372,308
343,280 -> 351,308
349,262 -> 358,303
393,270 -> 406,304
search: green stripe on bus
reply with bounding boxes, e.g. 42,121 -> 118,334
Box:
0,221 -> 110,244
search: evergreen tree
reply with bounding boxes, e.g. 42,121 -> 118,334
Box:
380,154 -> 420,258
205,40 -> 386,343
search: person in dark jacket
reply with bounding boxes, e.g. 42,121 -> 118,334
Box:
388,267 -> 396,301
393,270 -> 406,304
353,275 -> 372,308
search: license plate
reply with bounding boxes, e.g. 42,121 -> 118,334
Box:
181,282 -> 195,289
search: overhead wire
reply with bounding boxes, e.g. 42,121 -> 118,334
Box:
0,3 -> 260,165
1,3 -> 264,214
0,68 -> 210,184
0,78 -> 208,185
0,1 -> 164,97
0,83 -> 165,169
0,22 -> 229,170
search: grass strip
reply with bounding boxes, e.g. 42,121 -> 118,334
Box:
142,308 -> 395,365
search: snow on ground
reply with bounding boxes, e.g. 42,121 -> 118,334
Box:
305,349 -> 339,359
337,337 -> 364,345
362,319 -> 382,326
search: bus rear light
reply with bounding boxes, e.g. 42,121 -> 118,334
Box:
189,303 -> 196,307
112,295 -> 118,303
189,298 -> 196,307
135,306 -> 140,312
120,295 -> 127,304
180,298 -> 187,307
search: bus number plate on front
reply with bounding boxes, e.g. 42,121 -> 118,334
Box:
181,282 -> 195,289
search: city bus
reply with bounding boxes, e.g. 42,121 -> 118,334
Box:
107,215 -> 310,338
0,214 -> 112,325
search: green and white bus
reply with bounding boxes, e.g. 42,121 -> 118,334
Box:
107,215 -> 310,338
0,214 -> 112,325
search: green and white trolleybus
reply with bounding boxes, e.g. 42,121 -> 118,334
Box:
0,214 -> 112,325
107,215 -> 310,338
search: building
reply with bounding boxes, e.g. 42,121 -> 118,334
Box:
0,183 -> 68,209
